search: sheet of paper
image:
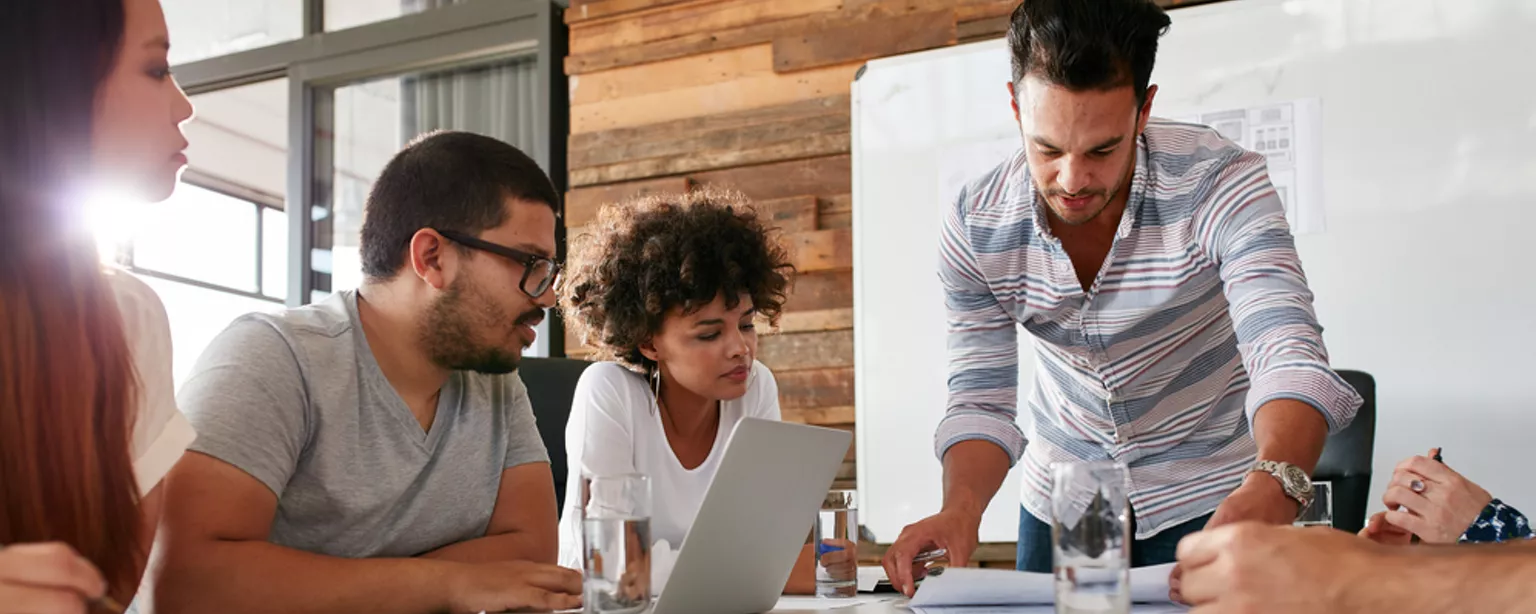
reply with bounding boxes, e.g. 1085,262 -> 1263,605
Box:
857,566 -> 884,592
909,563 -> 1176,607
1167,98 -> 1325,235
772,595 -> 901,611
911,606 -> 1186,614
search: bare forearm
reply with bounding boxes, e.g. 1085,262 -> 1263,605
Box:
1251,399 -> 1329,472
155,540 -> 455,614
941,440 -> 1012,518
421,531 -> 555,564
1354,547 -> 1536,613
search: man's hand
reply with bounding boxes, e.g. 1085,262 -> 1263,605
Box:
1360,511 -> 1414,546
1207,473 -> 1303,529
1170,474 -> 1300,602
444,560 -> 582,614
881,508 -> 980,597
1177,523 -> 1378,614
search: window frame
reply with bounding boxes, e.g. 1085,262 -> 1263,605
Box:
169,0 -> 569,355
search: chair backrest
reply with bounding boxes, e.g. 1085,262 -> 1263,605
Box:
1313,369 -> 1377,533
517,357 -> 594,511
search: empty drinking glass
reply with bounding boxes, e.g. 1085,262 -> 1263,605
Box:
580,474 -> 652,614
1295,480 -> 1334,528
814,490 -> 859,598
1052,461 -> 1131,614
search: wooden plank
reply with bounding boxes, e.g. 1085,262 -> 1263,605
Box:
566,0 -> 698,24
565,176 -> 693,229
819,194 -> 852,230
954,0 -> 1018,21
787,228 -> 853,273
781,405 -> 855,426
692,155 -> 851,203
570,126 -> 849,186
571,44 -> 775,107
570,96 -> 849,170
958,14 -> 1011,42
571,0 -> 841,54
837,460 -> 857,481
758,329 -> 854,372
754,196 -> 819,234
784,270 -> 853,312
777,307 -> 853,333
777,367 -> 854,408
568,10 -> 837,76
572,61 -> 861,133
772,9 -> 958,73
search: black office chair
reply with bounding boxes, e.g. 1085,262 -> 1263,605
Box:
1312,369 -> 1377,533
518,357 -> 594,512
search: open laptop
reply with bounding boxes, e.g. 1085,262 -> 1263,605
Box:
651,418 -> 853,614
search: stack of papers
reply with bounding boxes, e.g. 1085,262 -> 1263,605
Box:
909,564 -> 1184,612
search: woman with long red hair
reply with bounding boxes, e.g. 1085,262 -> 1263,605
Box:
0,0 -> 196,610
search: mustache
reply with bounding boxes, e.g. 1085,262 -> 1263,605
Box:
1045,188 -> 1106,198
514,309 -> 545,327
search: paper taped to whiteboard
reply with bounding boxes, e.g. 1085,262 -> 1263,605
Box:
1169,98 -> 1325,235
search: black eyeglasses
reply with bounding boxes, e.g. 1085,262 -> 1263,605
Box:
434,228 -> 560,298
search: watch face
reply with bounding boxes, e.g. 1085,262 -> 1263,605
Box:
1282,465 -> 1310,492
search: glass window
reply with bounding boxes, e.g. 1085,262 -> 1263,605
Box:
324,0 -> 468,32
140,276 -> 282,386
163,0 -> 305,65
314,57 -> 541,298
311,57 -> 548,353
131,184 -> 260,292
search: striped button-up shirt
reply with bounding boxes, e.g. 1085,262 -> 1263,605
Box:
936,119 -> 1362,538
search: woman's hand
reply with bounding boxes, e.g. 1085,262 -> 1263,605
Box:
0,543 -> 107,614
1378,448 -> 1492,544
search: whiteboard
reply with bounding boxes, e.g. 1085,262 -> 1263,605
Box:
852,0 -> 1536,544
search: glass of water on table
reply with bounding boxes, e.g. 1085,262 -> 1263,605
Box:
581,473 -> 652,614
814,489 -> 859,598
1052,461 -> 1131,614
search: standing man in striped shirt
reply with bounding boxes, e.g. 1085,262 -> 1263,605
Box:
882,0 -> 1362,591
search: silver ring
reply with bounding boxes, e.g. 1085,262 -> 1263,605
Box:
1410,479 -> 1426,493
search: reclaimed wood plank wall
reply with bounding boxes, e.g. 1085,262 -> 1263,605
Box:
562,0 -> 1218,562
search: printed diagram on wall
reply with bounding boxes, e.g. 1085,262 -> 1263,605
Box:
1170,98 -> 1326,235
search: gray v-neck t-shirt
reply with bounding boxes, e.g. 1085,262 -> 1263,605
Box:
178,290 -> 549,557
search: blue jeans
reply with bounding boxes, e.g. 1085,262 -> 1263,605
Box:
1016,506 -> 1213,572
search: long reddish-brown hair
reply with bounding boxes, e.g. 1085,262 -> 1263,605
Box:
0,0 -> 146,598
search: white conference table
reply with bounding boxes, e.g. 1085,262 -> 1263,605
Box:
766,595 -> 1186,613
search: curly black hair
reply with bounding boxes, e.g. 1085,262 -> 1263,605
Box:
558,188 -> 795,373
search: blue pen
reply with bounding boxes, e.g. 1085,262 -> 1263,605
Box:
816,542 -> 845,556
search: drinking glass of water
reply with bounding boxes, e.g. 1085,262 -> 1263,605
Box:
1051,461 -> 1130,614
814,489 -> 859,598
1295,481 -> 1334,527
580,473 -> 652,614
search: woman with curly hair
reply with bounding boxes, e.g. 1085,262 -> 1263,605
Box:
554,189 -> 832,594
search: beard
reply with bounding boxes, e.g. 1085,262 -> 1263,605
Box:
420,274 -> 544,375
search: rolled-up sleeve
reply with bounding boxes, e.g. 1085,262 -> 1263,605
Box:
933,188 -> 1027,465
1197,151 -> 1363,431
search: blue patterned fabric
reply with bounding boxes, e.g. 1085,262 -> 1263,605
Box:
1460,499 -> 1534,544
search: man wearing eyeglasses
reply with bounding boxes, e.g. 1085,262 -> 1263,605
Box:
149,132 -> 582,614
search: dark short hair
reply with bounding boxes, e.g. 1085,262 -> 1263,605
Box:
557,189 -> 795,372
1007,0 -> 1172,106
359,131 -> 560,280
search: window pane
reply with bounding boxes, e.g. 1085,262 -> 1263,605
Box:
311,58 -> 549,352
132,184 -> 259,292
324,0 -> 467,32
184,79 -> 289,299
163,0 -> 304,65
139,276 -> 282,387
262,208 -> 288,300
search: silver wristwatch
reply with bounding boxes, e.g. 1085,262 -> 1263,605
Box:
1249,460 -> 1314,516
